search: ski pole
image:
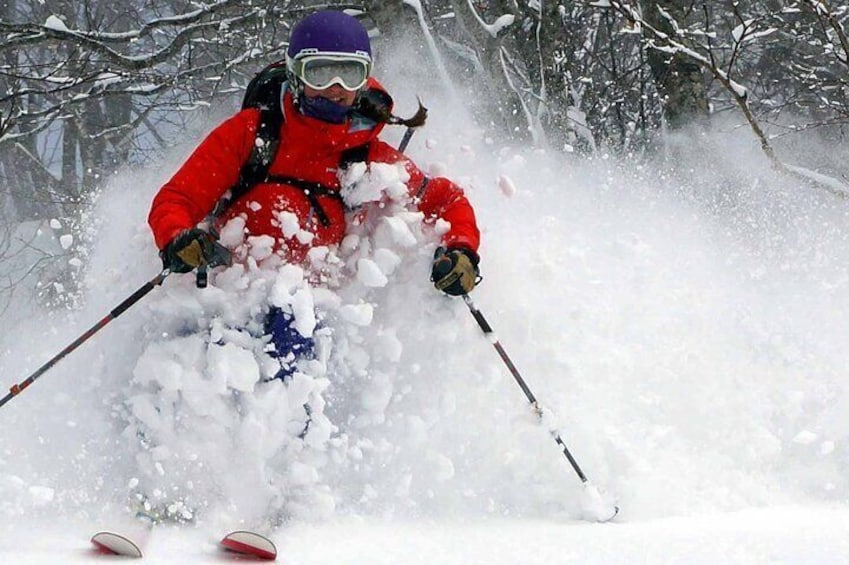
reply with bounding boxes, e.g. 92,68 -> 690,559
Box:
461,294 -> 619,520
397,99 -> 428,153
0,270 -> 170,409
398,127 -> 416,153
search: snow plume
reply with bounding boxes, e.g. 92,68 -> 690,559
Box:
113,157 -> 585,528
111,160 -> 471,527
325,163 -> 588,519
119,240 -> 329,527
3,60 -> 849,561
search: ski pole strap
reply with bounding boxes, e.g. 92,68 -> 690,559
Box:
196,264 -> 208,289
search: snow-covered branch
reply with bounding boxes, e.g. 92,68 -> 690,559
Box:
0,0 -> 296,225
603,0 -> 849,196
1,10 -> 264,71
462,0 -> 515,39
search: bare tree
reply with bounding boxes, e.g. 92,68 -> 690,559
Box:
604,0 -> 849,195
0,0 -> 307,308
0,1 -> 306,221
3,0 -> 849,313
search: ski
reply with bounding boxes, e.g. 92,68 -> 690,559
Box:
90,526 -> 275,559
220,530 -> 278,561
90,531 -> 145,558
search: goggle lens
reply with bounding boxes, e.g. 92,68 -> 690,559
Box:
298,57 -> 369,91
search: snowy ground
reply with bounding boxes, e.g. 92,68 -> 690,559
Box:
3,39 -> 849,564
4,506 -> 849,564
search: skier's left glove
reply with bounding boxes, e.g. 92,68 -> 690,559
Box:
160,228 -> 230,273
431,246 -> 480,296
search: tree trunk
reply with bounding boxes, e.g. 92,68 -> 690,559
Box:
640,0 -> 709,130
536,2 -> 595,151
363,0 -> 421,47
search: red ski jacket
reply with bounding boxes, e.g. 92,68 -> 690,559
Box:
149,79 -> 479,264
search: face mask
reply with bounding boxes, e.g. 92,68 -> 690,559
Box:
298,92 -> 351,124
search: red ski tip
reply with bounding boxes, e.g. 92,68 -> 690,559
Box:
91,531 -> 144,558
220,530 -> 277,561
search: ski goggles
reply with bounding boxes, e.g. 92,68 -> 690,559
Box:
291,53 -> 371,92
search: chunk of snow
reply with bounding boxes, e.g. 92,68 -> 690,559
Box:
270,264 -> 307,306
357,258 -> 389,287
498,175 -> 517,197
276,210 -> 301,238
339,302 -> 374,326
291,288 -> 317,337
373,248 -> 401,276
44,15 -> 68,31
342,162 -> 410,207
296,230 -> 315,245
207,342 -> 260,392
247,235 -> 275,261
219,216 -> 247,248
377,216 -> 417,248
792,430 -> 818,445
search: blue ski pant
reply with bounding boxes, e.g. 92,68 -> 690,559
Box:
264,307 -> 315,380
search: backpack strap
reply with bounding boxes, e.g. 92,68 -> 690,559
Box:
208,67 -> 286,220
264,175 -> 342,226
211,105 -> 283,218
263,142 -> 370,227
217,143 -> 370,229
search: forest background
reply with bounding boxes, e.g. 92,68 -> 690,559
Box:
1,0 -> 848,326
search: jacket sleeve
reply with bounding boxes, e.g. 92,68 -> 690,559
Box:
369,140 -> 480,253
148,109 -> 259,249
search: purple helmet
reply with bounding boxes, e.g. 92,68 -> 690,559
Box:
287,10 -> 372,62
286,10 -> 373,122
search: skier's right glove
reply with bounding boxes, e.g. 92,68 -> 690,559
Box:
161,228 -> 229,273
431,246 -> 480,296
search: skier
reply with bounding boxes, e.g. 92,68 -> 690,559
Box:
148,9 -> 481,377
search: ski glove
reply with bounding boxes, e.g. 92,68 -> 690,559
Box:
161,228 -> 230,273
431,246 -> 480,296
